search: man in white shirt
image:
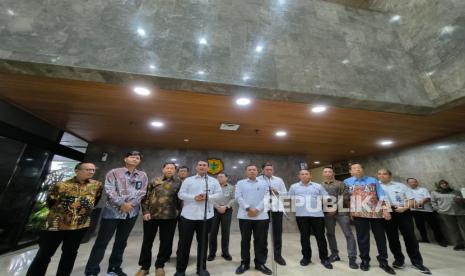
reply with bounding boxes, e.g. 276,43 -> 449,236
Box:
378,169 -> 431,275
407,178 -> 447,247
174,160 -> 222,276
257,162 -> 287,266
235,164 -> 272,275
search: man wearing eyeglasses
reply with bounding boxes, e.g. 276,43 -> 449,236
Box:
26,162 -> 102,276
85,151 -> 148,276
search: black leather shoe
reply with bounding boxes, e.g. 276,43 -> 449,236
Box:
360,260 -> 370,271
379,263 -> 396,274
329,254 -> 341,262
392,260 -> 404,269
300,258 -> 311,266
207,255 -> 215,261
221,253 -> 233,261
173,272 -> 185,276
255,264 -> 272,275
322,260 -> 333,269
275,255 -> 286,266
349,257 -> 359,269
235,263 -> 249,274
196,270 -> 210,276
413,264 -> 431,274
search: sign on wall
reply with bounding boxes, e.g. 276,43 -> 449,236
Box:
208,158 -> 224,175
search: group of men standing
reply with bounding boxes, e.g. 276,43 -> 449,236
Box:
26,151 -> 444,276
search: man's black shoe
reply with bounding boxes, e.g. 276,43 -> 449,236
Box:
413,263 -> 432,274
349,257 -> 359,269
329,254 -> 341,262
360,260 -> 370,271
221,253 -> 233,261
235,263 -> 249,274
107,267 -> 127,276
275,255 -> 286,266
255,264 -> 272,275
197,270 -> 210,276
379,263 -> 396,274
392,260 -> 405,269
173,272 -> 185,276
207,255 -> 215,261
300,258 -> 311,266
322,260 -> 333,269
453,245 -> 465,251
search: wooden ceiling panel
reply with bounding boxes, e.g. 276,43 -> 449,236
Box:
1,73 -> 465,166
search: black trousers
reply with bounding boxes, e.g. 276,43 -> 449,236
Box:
85,216 -> 137,275
138,218 -> 178,270
209,208 -> 232,256
411,211 -> 445,243
295,216 -> 329,262
175,216 -> 213,273
271,211 -> 283,257
353,217 -> 388,264
385,210 -> 423,265
26,228 -> 87,276
238,219 -> 269,266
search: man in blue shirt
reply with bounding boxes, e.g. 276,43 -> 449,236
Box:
344,163 -> 395,274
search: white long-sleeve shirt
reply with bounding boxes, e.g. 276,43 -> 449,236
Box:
235,178 -> 269,220
257,175 -> 287,212
178,174 -> 222,220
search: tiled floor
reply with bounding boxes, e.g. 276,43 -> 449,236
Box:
1,221 -> 464,276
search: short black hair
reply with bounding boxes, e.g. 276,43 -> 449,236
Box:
378,168 -> 392,176
74,162 -> 93,170
197,159 -> 209,165
246,164 -> 258,170
323,166 -> 333,170
262,162 -> 273,169
299,169 -> 311,174
162,162 -> 177,169
178,165 -> 190,172
406,177 -> 417,182
126,150 -> 142,158
350,163 -> 363,169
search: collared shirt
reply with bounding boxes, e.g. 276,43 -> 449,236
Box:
45,177 -> 102,231
410,186 -> 433,212
322,179 -> 349,215
102,167 -> 148,219
236,178 -> 269,220
141,176 -> 181,220
214,183 -> 235,208
289,181 -> 328,217
257,175 -> 287,212
380,181 -> 414,208
344,176 -> 385,218
178,174 -> 222,220
431,190 -> 465,215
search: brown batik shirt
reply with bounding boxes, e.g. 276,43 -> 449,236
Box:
141,176 -> 181,220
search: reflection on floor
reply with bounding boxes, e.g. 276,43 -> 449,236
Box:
1,225 -> 464,276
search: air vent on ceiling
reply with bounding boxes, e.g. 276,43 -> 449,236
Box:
220,123 -> 240,131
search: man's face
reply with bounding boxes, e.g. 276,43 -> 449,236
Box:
377,170 -> 391,183
75,163 -> 96,180
350,164 -> 364,177
246,166 -> 258,179
263,166 -> 273,177
217,174 -> 228,185
407,179 -> 418,189
178,168 -> 189,179
322,168 -> 334,179
162,164 -> 176,178
124,155 -> 141,167
196,161 -> 209,175
299,170 -> 312,183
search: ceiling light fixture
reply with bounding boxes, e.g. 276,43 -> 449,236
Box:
199,37 -> 207,45
197,70 -> 205,75
255,45 -> 263,53
133,87 -> 151,96
311,105 -> 327,113
137,27 -> 147,37
275,131 -> 287,137
314,161 -> 320,164
236,98 -> 251,106
184,138 -> 189,142
150,121 -> 164,128
379,139 -> 394,146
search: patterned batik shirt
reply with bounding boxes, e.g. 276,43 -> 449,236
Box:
45,177 -> 102,231
141,176 -> 181,220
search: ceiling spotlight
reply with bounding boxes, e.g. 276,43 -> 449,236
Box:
133,87 -> 151,96
137,27 -> 147,37
379,140 -> 394,146
275,131 -> 287,137
184,138 -> 190,142
236,98 -> 251,106
389,15 -> 401,23
311,105 -> 327,113
314,161 -> 320,164
255,45 -> 263,53
150,121 -> 164,128
238,160 -> 244,164
199,37 -> 207,45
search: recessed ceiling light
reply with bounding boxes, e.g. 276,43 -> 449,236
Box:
236,98 -> 251,106
255,45 -> 263,53
7,9 -> 15,16
389,15 -> 401,23
137,27 -> 146,37
133,87 -> 151,96
311,105 -> 327,113
379,140 -> 394,146
436,145 -> 450,149
171,158 -> 177,162
150,121 -> 164,128
184,138 -> 189,142
314,161 -> 320,164
238,160 -> 244,164
199,37 -> 207,45
275,131 -> 287,137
